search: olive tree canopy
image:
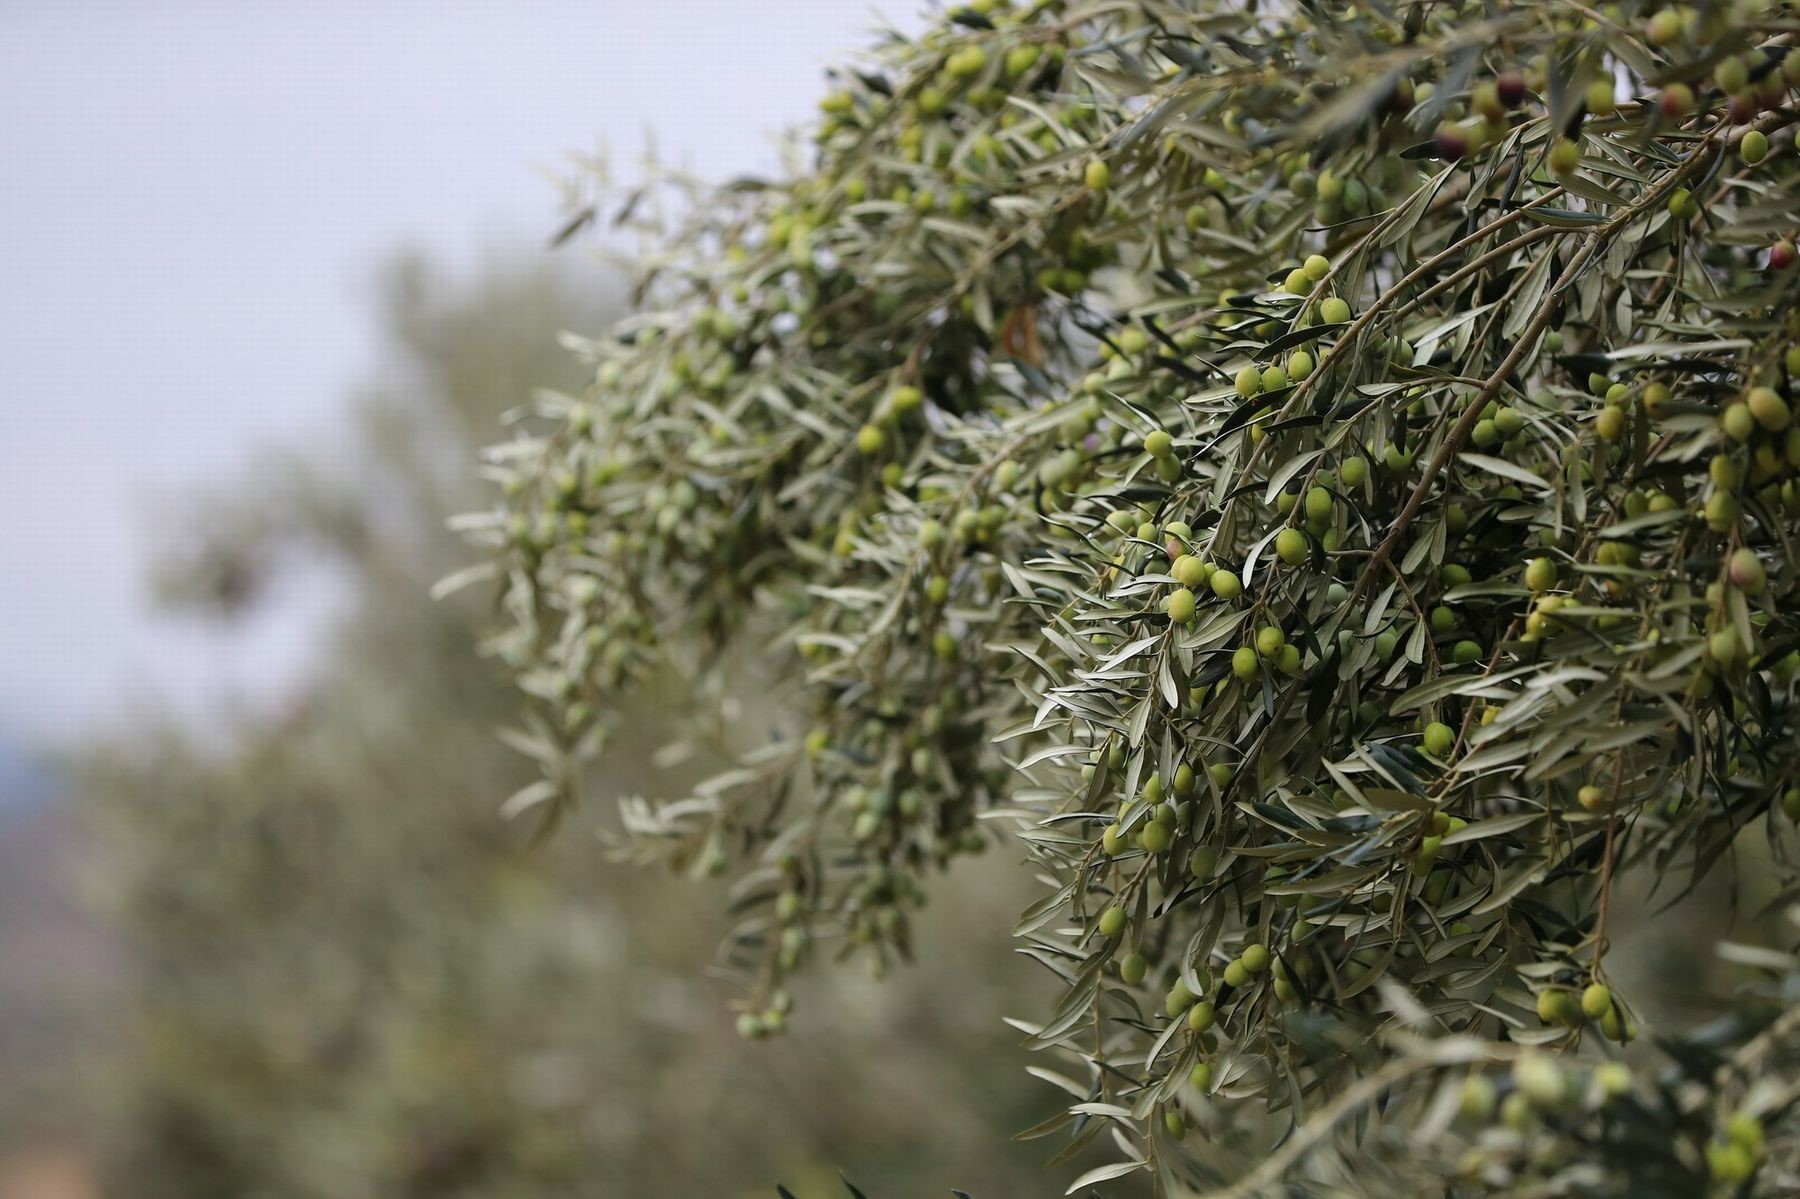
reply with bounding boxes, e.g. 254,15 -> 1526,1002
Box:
465,0 -> 1800,1192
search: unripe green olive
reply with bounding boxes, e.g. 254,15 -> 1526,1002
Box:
1581,982 -> 1613,1019
1706,490 -> 1739,532
1594,1061 -> 1632,1101
1303,486 -> 1332,522
1536,988 -> 1578,1026
1098,905 -> 1127,938
1707,1141 -> 1757,1184
1187,846 -> 1218,878
1548,136 -> 1580,176
1514,1053 -> 1566,1107
1120,953 -> 1148,984
1459,1074 -> 1496,1120
1748,386 -> 1790,431
1173,554 -> 1209,588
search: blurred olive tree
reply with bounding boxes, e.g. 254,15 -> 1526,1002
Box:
73,251 -> 1052,1198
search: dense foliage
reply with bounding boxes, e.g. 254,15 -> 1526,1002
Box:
471,0 -> 1800,1193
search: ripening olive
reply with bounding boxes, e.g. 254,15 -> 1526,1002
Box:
1728,548 -> 1766,595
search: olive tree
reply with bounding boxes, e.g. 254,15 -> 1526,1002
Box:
466,0 -> 1800,1192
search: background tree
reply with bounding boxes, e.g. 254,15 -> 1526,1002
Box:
71,251 -> 1054,1198
472,0 -> 1800,1193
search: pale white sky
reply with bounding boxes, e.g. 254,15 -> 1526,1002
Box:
0,0 -> 915,746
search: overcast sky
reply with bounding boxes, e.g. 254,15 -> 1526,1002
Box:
0,0 -> 915,748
